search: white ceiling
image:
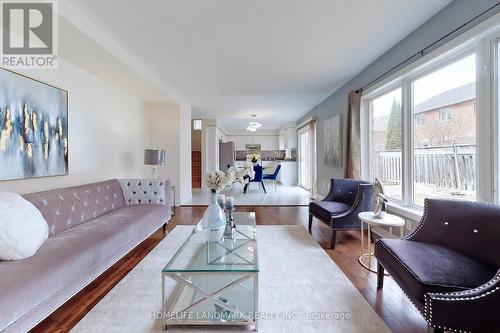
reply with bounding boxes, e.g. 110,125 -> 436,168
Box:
59,17 -> 174,103
68,0 -> 451,130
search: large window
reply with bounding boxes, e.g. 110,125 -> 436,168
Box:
412,54 -> 477,205
496,40 -> 500,203
370,88 -> 403,201
193,119 -> 202,130
362,15 -> 500,209
364,52 -> 479,207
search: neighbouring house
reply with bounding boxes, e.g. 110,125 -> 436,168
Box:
414,82 -> 476,147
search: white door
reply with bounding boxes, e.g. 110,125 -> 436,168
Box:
298,127 -> 311,190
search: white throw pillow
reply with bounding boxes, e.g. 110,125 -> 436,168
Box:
0,191 -> 49,260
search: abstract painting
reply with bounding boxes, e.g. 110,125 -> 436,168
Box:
324,114 -> 342,167
0,68 -> 68,180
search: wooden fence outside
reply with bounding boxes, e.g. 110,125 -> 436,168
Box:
375,144 -> 475,191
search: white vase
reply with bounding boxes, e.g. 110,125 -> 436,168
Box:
202,191 -> 226,241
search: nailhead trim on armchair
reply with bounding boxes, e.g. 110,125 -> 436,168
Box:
375,198 -> 500,332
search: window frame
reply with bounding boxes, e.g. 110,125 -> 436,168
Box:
493,36 -> 500,204
414,114 -> 425,126
360,14 -> 500,212
438,107 -> 453,122
193,119 -> 202,130
367,86 -> 404,204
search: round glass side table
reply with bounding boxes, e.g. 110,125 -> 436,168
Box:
358,211 -> 405,273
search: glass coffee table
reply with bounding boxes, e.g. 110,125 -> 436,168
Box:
162,212 -> 259,331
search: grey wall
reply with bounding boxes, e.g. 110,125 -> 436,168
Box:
300,0 -> 500,196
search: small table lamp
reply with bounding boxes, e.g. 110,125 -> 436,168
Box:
144,149 -> 166,178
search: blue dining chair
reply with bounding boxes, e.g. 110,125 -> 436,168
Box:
243,165 -> 266,193
263,164 -> 281,192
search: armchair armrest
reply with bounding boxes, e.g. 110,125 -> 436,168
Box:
425,269 -> 500,332
118,179 -> 170,207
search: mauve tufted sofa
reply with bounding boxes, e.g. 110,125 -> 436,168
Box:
0,178 -> 171,333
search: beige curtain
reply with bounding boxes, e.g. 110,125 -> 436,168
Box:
346,90 -> 362,179
297,119 -> 317,198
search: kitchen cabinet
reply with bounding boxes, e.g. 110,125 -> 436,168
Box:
279,134 -> 285,150
279,126 -> 297,150
277,161 -> 297,186
285,127 -> 297,149
261,161 -> 297,186
226,135 -> 279,150
234,160 -> 247,168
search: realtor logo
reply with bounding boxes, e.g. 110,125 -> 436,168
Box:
1,0 -> 58,68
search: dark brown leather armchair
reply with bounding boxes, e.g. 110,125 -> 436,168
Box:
308,178 -> 373,249
375,198 -> 500,333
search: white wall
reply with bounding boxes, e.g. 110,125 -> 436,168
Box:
199,120 -> 232,186
179,103 -> 192,203
144,102 -> 192,205
0,59 -> 148,194
201,120 -> 217,187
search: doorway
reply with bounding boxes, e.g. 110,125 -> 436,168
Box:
191,119 -> 202,188
298,126 -> 311,190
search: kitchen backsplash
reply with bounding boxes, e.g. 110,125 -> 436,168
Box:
235,150 -> 247,160
236,149 -> 296,161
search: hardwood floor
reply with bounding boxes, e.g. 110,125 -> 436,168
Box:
32,206 -> 427,333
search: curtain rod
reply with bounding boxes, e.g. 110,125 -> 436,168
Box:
356,2 -> 500,94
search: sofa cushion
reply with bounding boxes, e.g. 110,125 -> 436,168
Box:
309,201 -> 351,222
22,180 -> 125,236
0,192 -> 49,260
375,239 -> 497,309
0,204 -> 167,331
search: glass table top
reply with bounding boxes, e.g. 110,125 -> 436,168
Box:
163,212 -> 258,273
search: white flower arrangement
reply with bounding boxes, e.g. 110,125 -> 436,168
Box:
228,162 -> 255,185
207,163 -> 256,192
206,170 -> 233,193
242,162 -> 256,179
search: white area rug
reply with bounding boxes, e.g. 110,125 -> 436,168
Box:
70,226 -> 391,333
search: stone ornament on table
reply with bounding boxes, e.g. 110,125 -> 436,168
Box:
373,178 -> 389,219
223,196 -> 236,239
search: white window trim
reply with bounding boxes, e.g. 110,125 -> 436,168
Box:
493,36 -> 500,203
361,11 -> 500,215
